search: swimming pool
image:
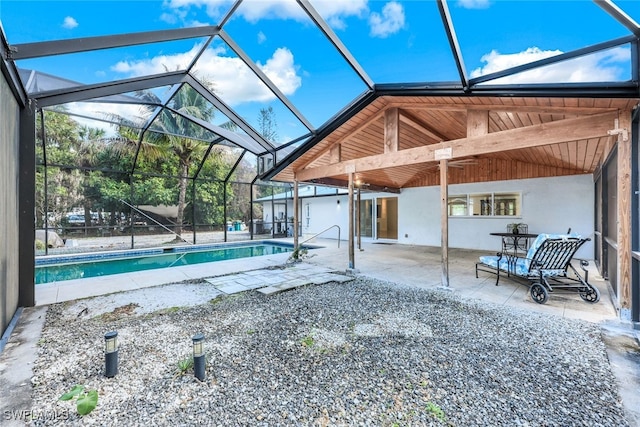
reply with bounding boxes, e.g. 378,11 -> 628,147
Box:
35,242 -> 298,284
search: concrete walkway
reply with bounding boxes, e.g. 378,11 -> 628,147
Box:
1,238 -> 639,426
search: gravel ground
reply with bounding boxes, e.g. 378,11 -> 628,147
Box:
29,276 -> 628,426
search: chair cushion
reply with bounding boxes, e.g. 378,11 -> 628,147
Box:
479,255 -> 530,276
479,255 -> 567,277
525,233 -> 580,259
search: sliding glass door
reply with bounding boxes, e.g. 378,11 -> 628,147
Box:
358,197 -> 398,241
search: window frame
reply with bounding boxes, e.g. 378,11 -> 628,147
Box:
448,191 -> 522,218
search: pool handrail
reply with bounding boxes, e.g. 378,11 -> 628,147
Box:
299,225 -> 340,248
119,199 -> 193,245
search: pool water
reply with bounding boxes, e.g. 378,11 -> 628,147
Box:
35,243 -> 294,284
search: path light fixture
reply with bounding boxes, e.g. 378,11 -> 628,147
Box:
192,333 -> 206,381
104,331 -> 118,378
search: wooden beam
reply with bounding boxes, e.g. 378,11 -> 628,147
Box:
384,108 -> 400,153
298,110 -> 385,170
399,111 -> 448,141
295,111 -> 617,182
385,100 -> 625,116
304,177 -> 401,193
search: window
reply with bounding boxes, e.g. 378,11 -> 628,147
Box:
448,192 -> 521,217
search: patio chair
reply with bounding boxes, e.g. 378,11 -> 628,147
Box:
475,233 -> 600,304
504,223 -> 529,253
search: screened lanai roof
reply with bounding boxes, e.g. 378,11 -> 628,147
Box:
1,1 -> 640,182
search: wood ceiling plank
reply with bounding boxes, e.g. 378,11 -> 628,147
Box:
295,111 -> 618,181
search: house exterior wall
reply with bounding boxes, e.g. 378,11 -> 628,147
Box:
0,71 -> 21,337
400,175 -> 594,258
294,174 -> 594,259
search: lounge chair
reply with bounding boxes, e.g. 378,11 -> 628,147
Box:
475,233 -> 600,304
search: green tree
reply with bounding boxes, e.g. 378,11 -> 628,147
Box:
36,109 -> 83,229
107,80 -> 236,240
257,106 -> 278,143
77,127 -> 107,229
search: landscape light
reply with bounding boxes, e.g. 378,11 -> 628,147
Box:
104,331 -> 118,378
192,333 -> 205,381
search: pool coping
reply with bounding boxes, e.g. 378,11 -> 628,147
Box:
35,250 -> 298,306
35,239 -> 315,266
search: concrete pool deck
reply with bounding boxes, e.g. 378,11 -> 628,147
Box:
5,237 -> 640,426
35,246 -> 295,306
35,237 -> 618,324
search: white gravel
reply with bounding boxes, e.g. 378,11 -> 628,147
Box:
29,275 -> 629,426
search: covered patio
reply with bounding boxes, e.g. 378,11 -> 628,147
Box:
269,91 -> 639,325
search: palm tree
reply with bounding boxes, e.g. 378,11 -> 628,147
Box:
76,126 -> 107,231
107,78 -> 235,240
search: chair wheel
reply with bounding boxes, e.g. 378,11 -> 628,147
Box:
580,285 -> 600,303
530,283 -> 549,304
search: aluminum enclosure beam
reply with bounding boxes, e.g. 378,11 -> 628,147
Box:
595,0 -> 640,37
262,89 -> 378,180
219,29 -> 315,132
183,74 -> 274,153
297,0 -> 375,90
32,71 -> 186,108
11,26 -> 219,60
437,0 -> 469,90
470,35 -> 638,86
0,25 -> 27,106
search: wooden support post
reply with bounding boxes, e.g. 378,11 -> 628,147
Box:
357,185 -> 362,251
384,108 -> 399,153
616,113 -> 632,313
293,180 -> 299,249
440,159 -> 450,287
330,144 -> 341,164
348,173 -> 355,270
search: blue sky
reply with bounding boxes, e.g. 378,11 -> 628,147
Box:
1,0 -> 639,144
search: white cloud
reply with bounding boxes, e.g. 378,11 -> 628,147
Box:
161,0 -> 368,29
234,0 -> 305,22
369,2 -> 404,38
256,47 -> 301,95
163,0 -> 232,18
257,31 -> 267,44
470,47 -> 629,83
311,0 -> 368,30
62,16 -> 78,29
63,102 -> 147,138
160,12 -> 178,25
111,43 -> 302,106
457,0 -> 491,9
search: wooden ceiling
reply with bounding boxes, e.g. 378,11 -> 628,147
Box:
272,95 -> 639,191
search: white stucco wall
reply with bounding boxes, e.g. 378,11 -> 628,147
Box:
300,196 -> 349,240
399,175 -> 594,258
262,174 -> 595,259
